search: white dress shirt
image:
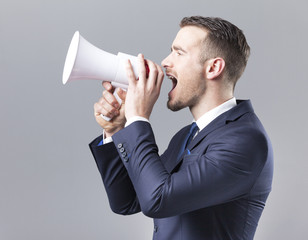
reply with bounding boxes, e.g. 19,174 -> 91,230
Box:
195,97 -> 237,132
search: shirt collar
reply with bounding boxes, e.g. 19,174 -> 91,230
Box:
194,97 -> 237,131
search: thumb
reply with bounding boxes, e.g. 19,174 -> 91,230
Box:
117,88 -> 127,103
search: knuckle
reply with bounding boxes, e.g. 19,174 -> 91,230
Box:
147,85 -> 155,93
94,102 -> 101,111
101,107 -> 112,117
110,100 -> 118,108
102,90 -> 109,98
104,112 -> 112,118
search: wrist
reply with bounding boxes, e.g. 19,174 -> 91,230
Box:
105,131 -> 114,138
125,116 -> 149,127
105,125 -> 124,138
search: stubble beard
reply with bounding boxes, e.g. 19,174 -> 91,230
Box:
167,98 -> 183,112
167,94 -> 199,112
167,74 -> 206,112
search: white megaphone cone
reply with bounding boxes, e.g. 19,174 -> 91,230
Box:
62,31 -> 140,121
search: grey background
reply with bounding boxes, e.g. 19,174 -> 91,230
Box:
1,0 -> 307,239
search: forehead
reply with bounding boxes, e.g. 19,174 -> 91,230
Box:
173,26 -> 208,49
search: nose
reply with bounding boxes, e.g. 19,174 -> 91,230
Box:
161,53 -> 172,68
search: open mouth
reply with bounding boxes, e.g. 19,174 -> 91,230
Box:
167,74 -> 178,94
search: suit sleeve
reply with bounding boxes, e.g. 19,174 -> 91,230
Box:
111,121 -> 270,219
89,135 -> 141,215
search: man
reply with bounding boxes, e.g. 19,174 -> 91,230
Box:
89,16 -> 273,240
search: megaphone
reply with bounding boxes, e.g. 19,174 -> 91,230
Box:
62,31 -> 140,121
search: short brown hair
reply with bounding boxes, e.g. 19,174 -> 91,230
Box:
180,16 -> 250,86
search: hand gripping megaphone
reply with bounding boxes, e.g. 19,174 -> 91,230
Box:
62,31 -> 140,121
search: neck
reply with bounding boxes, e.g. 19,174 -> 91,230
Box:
190,89 -> 234,121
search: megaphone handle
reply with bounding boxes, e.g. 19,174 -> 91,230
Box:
100,89 -> 122,121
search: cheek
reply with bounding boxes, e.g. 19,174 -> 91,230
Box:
176,58 -> 204,88
185,70 -> 206,94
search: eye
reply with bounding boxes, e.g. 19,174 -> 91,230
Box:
175,51 -> 182,56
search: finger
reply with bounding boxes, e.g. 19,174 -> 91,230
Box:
117,88 -> 127,102
125,59 -> 137,87
94,102 -> 119,119
102,81 -> 114,92
155,63 -> 164,89
102,89 -> 120,109
137,53 -> 147,82
146,59 -> 158,86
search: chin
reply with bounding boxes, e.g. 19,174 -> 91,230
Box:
167,99 -> 185,112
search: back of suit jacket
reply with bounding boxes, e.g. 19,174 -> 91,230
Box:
89,100 -> 273,240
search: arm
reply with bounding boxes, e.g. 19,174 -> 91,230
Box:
91,82 -> 141,215
90,54 -> 162,215
112,120 -> 269,218
89,136 -> 141,215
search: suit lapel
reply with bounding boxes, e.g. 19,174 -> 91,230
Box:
165,100 -> 254,173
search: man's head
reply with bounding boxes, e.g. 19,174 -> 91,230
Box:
162,16 -> 250,113
180,16 -> 250,86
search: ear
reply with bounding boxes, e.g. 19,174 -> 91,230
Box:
205,58 -> 225,80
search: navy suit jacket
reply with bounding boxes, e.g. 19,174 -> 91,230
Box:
89,100 -> 273,240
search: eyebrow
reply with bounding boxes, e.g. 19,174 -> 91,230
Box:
171,45 -> 187,53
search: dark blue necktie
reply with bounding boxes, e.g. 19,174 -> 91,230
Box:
177,122 -> 199,160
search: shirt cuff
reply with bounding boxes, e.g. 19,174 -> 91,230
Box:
98,116 -> 149,146
125,116 -> 149,127
97,130 -> 113,146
